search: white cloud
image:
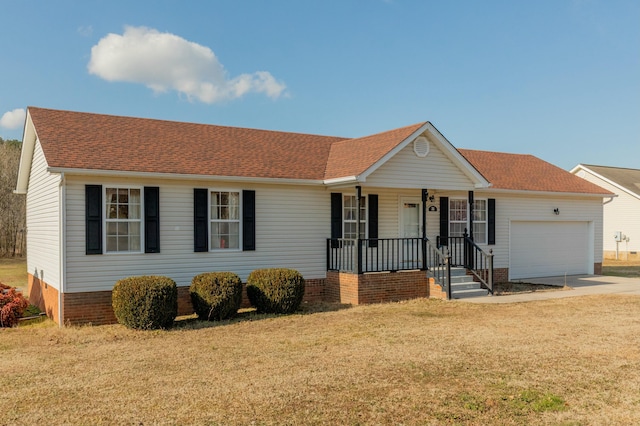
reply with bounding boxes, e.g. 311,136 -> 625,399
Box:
87,26 -> 287,103
0,108 -> 26,129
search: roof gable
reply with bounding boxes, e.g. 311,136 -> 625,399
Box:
572,164 -> 640,199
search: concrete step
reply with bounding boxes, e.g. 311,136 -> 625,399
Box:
451,281 -> 483,291
452,288 -> 490,299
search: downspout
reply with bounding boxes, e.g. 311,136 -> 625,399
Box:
356,186 -> 362,274
58,172 -> 66,326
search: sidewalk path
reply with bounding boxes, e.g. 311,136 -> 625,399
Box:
460,275 -> 640,304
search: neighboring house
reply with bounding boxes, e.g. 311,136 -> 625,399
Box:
571,164 -> 639,260
16,107 -> 611,325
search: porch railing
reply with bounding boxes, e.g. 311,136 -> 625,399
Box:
437,232 -> 494,294
327,238 -> 425,273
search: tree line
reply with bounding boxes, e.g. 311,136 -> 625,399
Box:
0,137 -> 25,257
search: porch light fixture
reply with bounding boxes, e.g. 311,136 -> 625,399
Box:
553,208 -> 560,215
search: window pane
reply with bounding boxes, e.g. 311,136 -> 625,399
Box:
130,235 -> 140,251
106,236 -> 117,252
474,227 -> 486,244
117,236 -> 128,251
118,204 -> 128,219
229,192 -> 239,220
106,222 -> 117,236
118,188 -> 128,204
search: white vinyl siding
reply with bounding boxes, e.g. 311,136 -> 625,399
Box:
365,139 -> 476,190
574,169 -> 639,254
63,177 -> 329,292
26,140 -> 61,290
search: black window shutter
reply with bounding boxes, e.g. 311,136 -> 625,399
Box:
85,185 -> 102,255
144,187 -> 160,253
194,188 -> 208,252
242,190 -> 256,251
439,196 -> 449,246
488,198 -> 496,245
368,194 -> 378,247
330,193 -> 342,248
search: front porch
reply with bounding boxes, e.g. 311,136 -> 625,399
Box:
326,235 -> 494,302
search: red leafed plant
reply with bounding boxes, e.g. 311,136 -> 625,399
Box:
0,283 -> 29,327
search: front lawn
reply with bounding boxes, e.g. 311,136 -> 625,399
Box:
602,258 -> 640,278
2,295 -> 639,425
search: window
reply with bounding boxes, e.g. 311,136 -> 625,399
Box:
473,199 -> 487,244
210,191 -> 240,249
343,195 -> 366,239
105,187 -> 141,253
449,198 -> 487,244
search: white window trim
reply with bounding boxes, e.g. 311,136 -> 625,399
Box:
209,189 -> 243,252
104,185 -> 144,255
342,194 -> 367,240
449,198 -> 488,244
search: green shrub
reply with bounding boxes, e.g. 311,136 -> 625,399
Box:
112,276 -> 177,330
190,272 -> 243,321
246,268 -> 305,314
0,283 -> 29,328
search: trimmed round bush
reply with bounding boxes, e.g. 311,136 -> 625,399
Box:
246,268 -> 305,314
190,272 -> 243,321
112,276 -> 177,330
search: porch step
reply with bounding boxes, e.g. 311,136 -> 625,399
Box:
448,267 -> 489,299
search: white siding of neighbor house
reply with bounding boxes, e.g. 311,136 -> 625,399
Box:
26,140 -> 61,290
63,176 -> 330,292
364,136 -> 476,190
574,170 -> 639,254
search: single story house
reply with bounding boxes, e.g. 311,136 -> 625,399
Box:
16,107 -> 611,325
571,164 -> 639,260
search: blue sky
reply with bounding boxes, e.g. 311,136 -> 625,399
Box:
1,0 -> 638,170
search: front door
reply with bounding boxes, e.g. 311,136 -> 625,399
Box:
400,198 -> 422,268
401,198 -> 421,238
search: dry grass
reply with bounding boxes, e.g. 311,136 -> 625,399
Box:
0,257 -> 26,289
2,296 -> 640,425
603,258 -> 640,278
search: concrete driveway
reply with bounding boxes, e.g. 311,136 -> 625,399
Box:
461,274 -> 640,304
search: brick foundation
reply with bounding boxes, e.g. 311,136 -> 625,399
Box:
27,273 -> 60,322
493,268 -> 509,283
326,270 -> 440,304
594,262 -> 602,275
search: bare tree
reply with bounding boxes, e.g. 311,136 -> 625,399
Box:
0,138 -> 26,257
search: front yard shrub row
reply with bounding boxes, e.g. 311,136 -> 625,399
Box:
0,283 -> 29,328
112,268 -> 305,329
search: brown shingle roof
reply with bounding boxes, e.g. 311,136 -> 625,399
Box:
27,107 -> 612,195
324,122 -> 426,179
459,149 -> 612,194
30,107 -> 346,180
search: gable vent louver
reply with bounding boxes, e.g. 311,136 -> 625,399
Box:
413,136 -> 430,157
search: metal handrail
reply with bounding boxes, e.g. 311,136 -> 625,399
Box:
424,238 -> 451,299
437,232 -> 494,294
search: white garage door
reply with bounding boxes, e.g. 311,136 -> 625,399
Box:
510,221 -> 590,280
